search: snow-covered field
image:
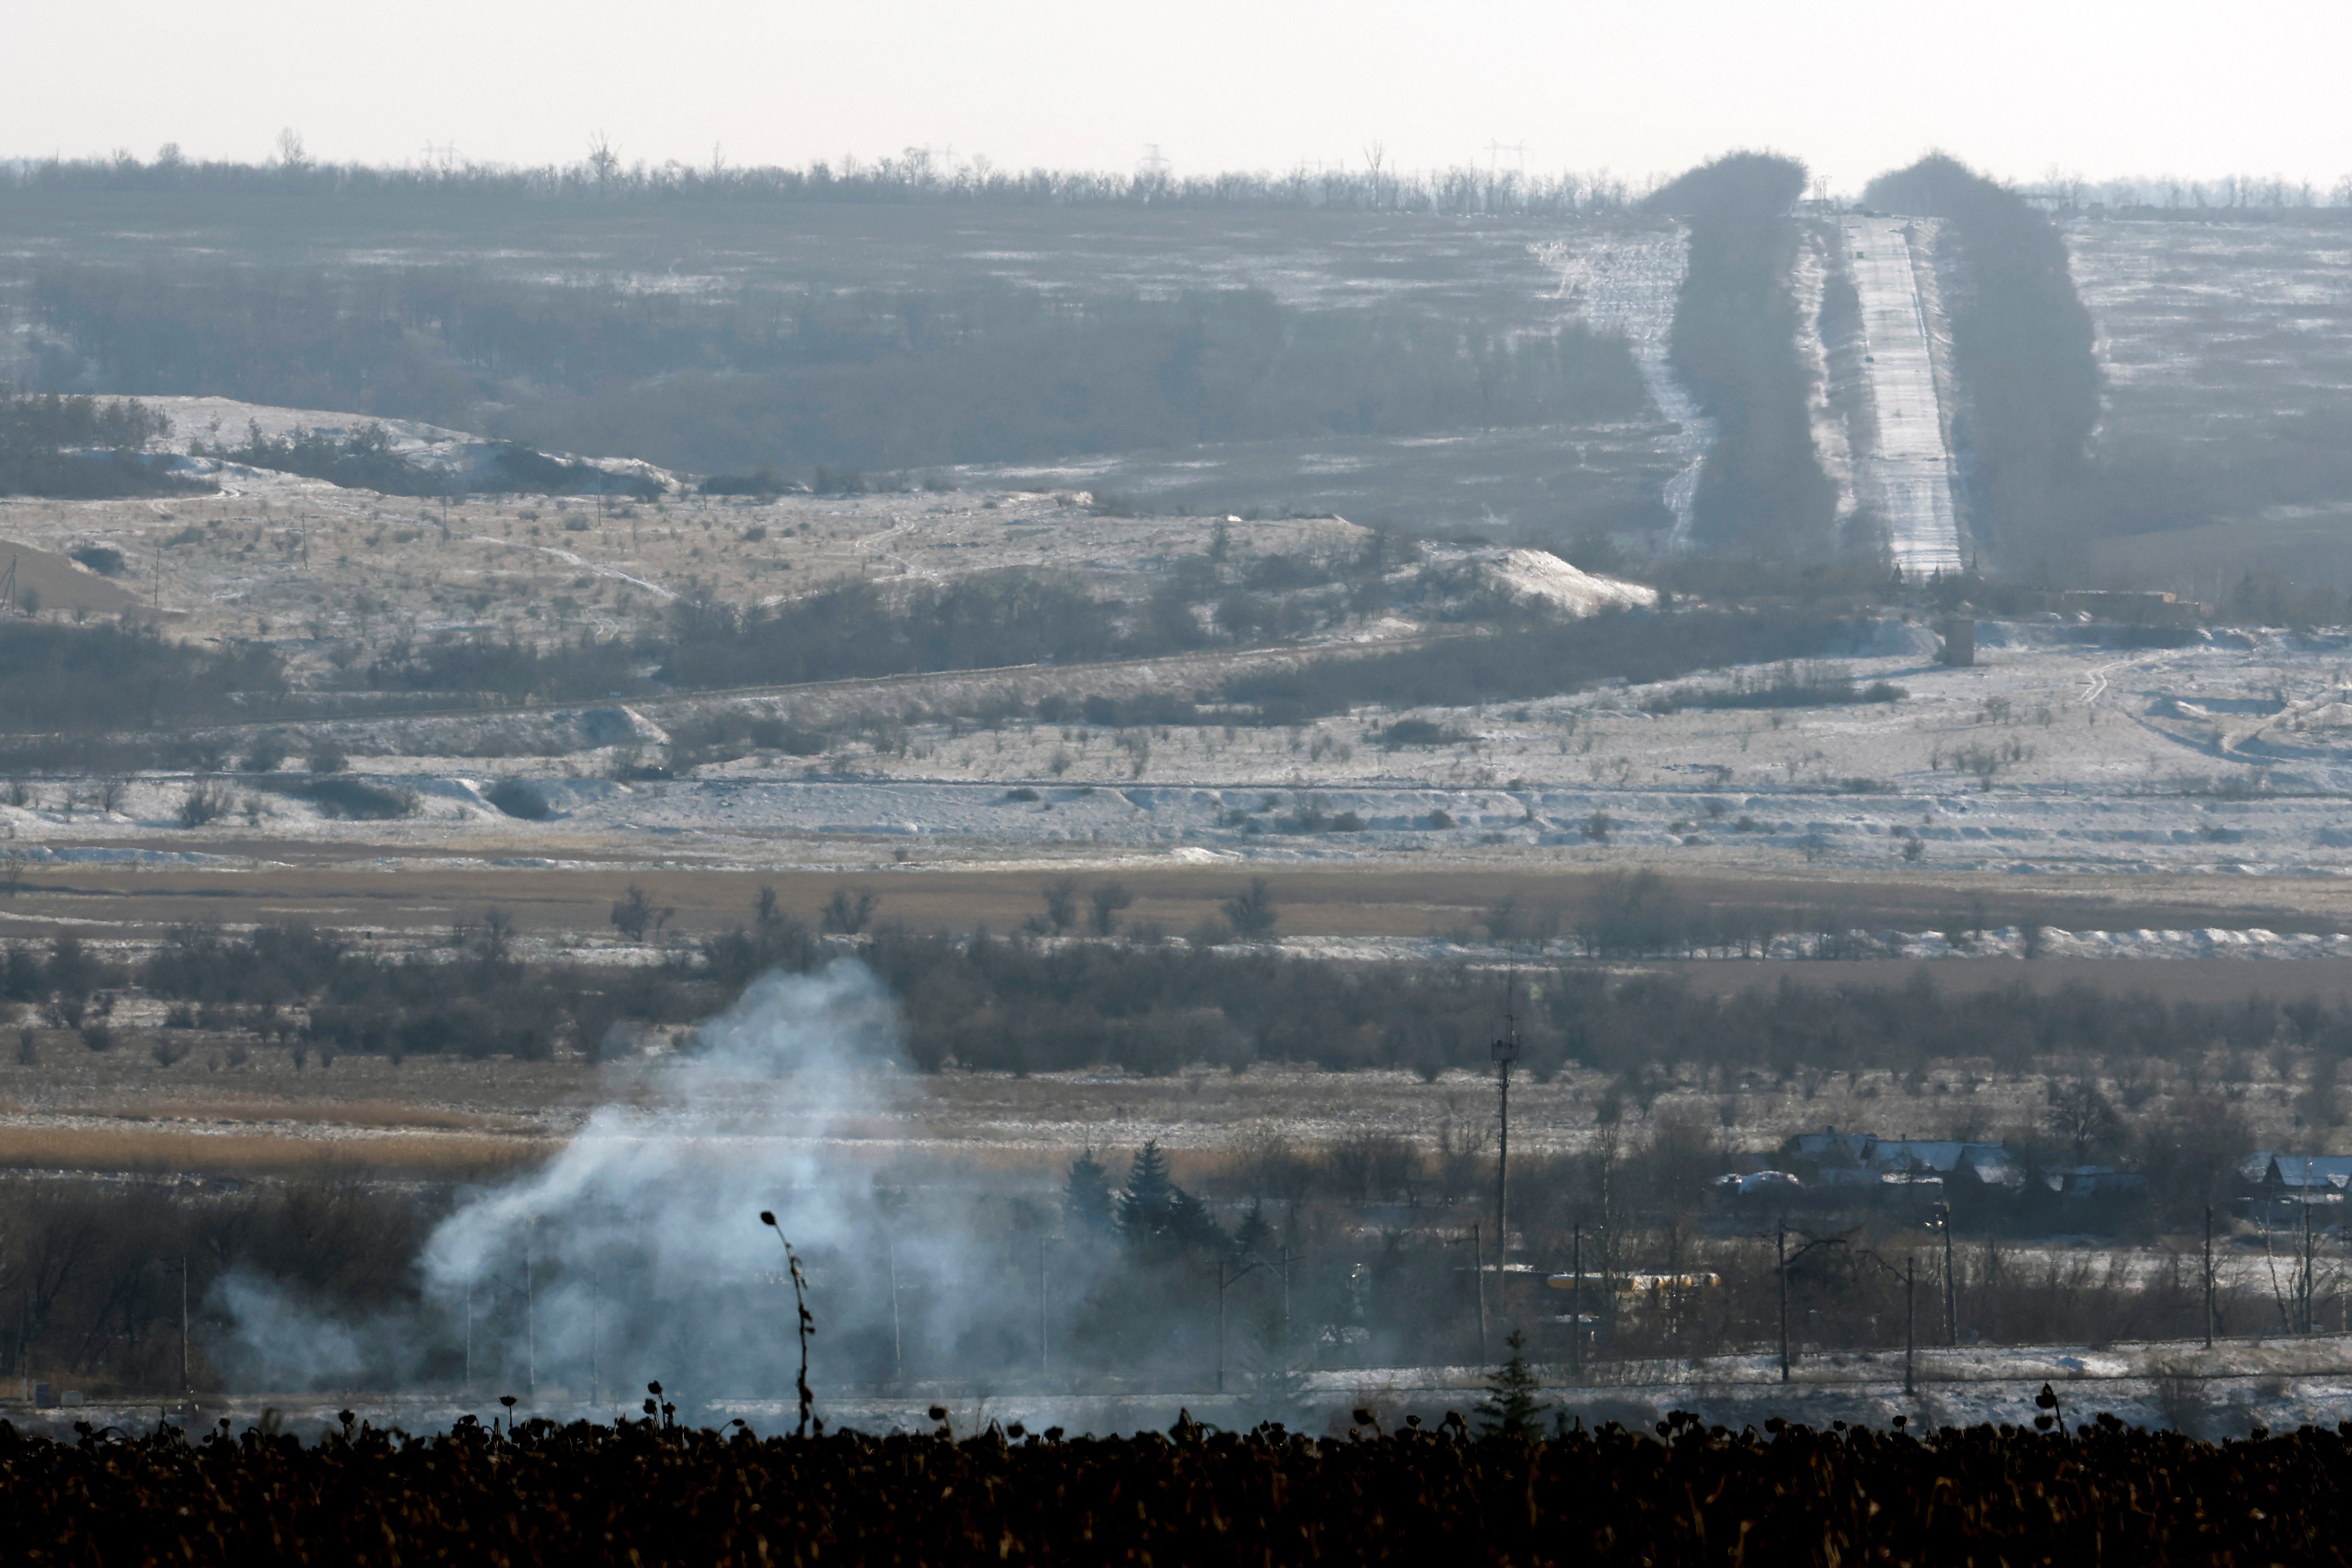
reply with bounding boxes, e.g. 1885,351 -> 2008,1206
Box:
2065,214 -> 2352,594
12,604 -> 2352,952
10,381 -> 2352,962
137,396 -> 681,494
2068,217 -> 2352,422
0,446 -> 1371,680
1548,225 -> 1711,547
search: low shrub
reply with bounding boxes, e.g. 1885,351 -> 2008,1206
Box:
484,779 -> 552,820
176,779 -> 230,828
1375,718 -> 1464,750
305,776 -> 420,820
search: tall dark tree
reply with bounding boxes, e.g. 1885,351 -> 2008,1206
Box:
1166,1187 -> 1229,1255
1120,1140 -> 1176,1242
1232,1202 -> 1272,1259
1065,1148 -> 1116,1236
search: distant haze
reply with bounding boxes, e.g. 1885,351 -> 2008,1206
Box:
10,0 -> 2348,193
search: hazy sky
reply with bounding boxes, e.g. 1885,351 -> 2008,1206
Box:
9,0 -> 2348,193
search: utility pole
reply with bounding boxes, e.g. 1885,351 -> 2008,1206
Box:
179,1252 -> 190,1394
1777,1220 -> 1791,1384
888,1237 -> 903,1384
1039,1238 -> 1051,1380
1939,1202 -> 1957,1347
463,1279 -> 473,1397
1492,978 -> 1519,1283
524,1224 -> 537,1401
1904,1254 -> 1915,1397
589,1272 -> 600,1408
1217,1259 -> 1228,1394
1569,1223 -> 1583,1378
1278,1247 -> 1292,1376
1212,1253 -> 1281,1396
2204,1205 -> 2216,1349
2303,1163 -> 2318,1335
1471,1222 -> 1487,1365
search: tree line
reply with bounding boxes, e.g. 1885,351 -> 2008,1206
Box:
0,620 -> 282,737
3,146 -> 1648,215
0,384 -> 207,499
1653,153 -> 1840,560
16,898 -> 2352,1087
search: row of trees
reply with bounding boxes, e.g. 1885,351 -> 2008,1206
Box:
17,889 -> 2352,1085
1653,154 -> 1840,560
0,620 -> 283,736
2,551 -> 1733,763
3,145 -> 1652,215
1221,604 -> 1855,724
0,383 -> 205,498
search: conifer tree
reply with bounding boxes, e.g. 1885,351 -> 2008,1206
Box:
1233,1201 -> 1272,1258
1119,1139 -> 1174,1240
1065,1147 -> 1115,1236
1166,1187 -> 1229,1254
1475,1330 -> 1548,1438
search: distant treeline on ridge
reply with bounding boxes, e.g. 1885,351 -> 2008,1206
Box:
1,149 -> 1645,215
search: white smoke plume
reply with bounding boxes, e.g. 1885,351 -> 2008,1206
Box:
210,961 -> 1099,1414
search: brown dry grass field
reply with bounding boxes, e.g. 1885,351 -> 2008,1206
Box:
0,535 -> 143,618
0,1125 -> 544,1178
5,851 -> 2344,947
0,1002 -> 2311,1187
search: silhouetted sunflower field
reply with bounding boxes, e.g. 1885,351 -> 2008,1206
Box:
4,1403 -> 2350,1564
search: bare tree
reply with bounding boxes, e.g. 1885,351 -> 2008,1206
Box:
586,132 -> 621,196
1220,878 -> 1278,940
2045,1075 -> 2123,1163
1089,883 -> 1134,937
821,887 -> 877,936
609,884 -> 671,942
1038,878 -> 1078,935
1361,141 -> 1387,208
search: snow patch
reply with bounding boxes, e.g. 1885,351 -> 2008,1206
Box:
1481,548 -> 1658,615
